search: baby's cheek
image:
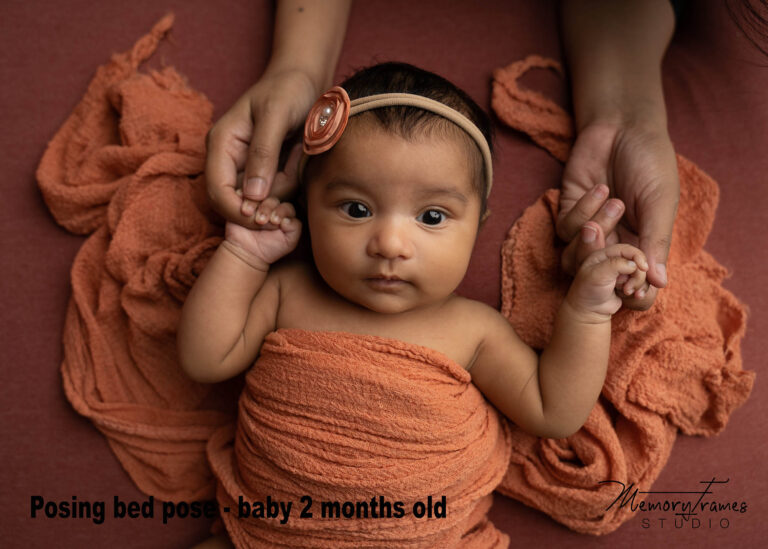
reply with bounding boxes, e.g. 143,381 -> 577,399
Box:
427,236 -> 474,288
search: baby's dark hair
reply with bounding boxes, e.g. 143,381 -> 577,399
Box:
339,62 -> 493,219
300,62 -> 494,224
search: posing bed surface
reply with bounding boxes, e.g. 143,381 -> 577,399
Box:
1,1 -> 765,547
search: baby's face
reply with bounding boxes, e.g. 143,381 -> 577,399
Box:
305,122 -> 482,314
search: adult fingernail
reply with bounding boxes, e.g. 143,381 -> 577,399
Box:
582,226 -> 596,243
605,200 -> 621,217
657,264 -> 668,285
244,177 -> 267,199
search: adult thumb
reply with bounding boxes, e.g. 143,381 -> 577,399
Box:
638,182 -> 679,288
242,108 -> 293,202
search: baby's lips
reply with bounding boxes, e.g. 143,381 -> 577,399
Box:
303,86 -> 351,155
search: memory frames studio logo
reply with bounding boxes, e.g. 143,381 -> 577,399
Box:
601,477 -> 748,529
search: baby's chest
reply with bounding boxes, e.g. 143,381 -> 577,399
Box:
274,272 -> 481,370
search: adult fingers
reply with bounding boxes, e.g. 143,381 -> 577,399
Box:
574,198 -> 624,261
562,222 -> 606,276
560,195 -> 624,276
557,184 -> 610,242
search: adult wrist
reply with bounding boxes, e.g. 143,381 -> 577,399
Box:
262,59 -> 330,98
561,0 -> 674,133
575,81 -> 668,133
267,0 -> 350,97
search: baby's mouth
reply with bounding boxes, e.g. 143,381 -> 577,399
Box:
369,274 -> 404,281
366,275 -> 409,289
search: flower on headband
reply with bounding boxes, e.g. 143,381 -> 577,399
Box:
303,86 -> 351,155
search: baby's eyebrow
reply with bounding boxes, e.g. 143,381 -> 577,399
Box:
414,186 -> 468,203
324,179 -> 363,193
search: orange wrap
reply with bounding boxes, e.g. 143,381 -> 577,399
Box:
36,14 -> 234,501
207,329 -> 511,548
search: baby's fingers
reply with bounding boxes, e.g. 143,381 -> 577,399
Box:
607,256 -> 640,277
249,198 -> 299,234
597,244 -> 647,294
632,280 -> 651,300
621,268 -> 648,297
602,243 -> 649,269
252,197 -> 282,226
582,254 -> 641,289
266,202 -> 297,228
614,281 -> 658,312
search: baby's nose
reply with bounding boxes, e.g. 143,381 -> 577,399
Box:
366,218 -> 414,259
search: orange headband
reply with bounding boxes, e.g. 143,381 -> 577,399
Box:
298,86 -> 493,197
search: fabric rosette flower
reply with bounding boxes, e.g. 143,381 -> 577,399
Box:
303,86 -> 351,155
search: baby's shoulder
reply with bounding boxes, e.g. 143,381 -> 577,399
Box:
439,295 -> 510,345
443,294 -> 504,328
436,296 -> 513,371
268,258 -> 311,289
268,258 -> 328,314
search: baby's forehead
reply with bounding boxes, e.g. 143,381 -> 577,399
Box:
347,113 -> 468,148
337,117 -> 486,195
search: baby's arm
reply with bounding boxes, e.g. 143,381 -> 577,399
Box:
177,198 -> 300,383
470,243 -> 647,438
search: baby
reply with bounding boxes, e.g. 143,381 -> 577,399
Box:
178,62 -> 648,546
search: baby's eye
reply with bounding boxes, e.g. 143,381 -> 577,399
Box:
340,201 -> 371,218
418,209 -> 447,226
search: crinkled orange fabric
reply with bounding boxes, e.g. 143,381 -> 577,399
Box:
491,56 -> 755,534
207,329 -> 511,548
37,14 -> 234,501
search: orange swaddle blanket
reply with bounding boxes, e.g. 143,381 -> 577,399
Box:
206,329 -> 511,548
37,16 -> 754,544
37,15 -> 233,501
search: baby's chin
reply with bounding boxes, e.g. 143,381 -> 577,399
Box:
335,286 -> 418,315
328,281 -> 448,316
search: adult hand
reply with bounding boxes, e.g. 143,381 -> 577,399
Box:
556,119 -> 679,310
205,68 -> 318,226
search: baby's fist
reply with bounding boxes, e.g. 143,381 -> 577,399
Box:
566,244 -> 649,322
224,197 -> 302,268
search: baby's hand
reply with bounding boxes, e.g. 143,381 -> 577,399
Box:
224,197 -> 302,269
565,243 -> 649,322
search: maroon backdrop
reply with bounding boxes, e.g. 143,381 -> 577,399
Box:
1,1 -> 765,547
